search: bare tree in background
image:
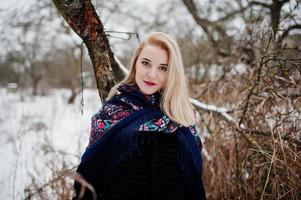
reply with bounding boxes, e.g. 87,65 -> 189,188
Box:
182,0 -> 301,57
52,0 -> 125,101
0,1 -> 53,95
181,0 -> 301,199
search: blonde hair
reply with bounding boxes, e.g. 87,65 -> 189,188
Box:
107,32 -> 195,127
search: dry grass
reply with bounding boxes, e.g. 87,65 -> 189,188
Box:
195,45 -> 301,199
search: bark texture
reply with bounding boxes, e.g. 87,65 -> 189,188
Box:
52,0 -> 125,101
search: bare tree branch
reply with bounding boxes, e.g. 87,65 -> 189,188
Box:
181,0 -> 229,53
249,0 -> 292,41
52,0 -> 125,101
249,1 -> 271,9
279,0 -> 291,6
190,98 -> 234,122
279,24 -> 301,43
216,6 -> 249,22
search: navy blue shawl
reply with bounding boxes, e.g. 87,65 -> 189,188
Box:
74,87 -> 205,200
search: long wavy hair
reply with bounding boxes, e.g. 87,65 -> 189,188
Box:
107,32 -> 195,127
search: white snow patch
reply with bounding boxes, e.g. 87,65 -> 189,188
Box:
0,88 -> 101,199
230,63 -> 247,75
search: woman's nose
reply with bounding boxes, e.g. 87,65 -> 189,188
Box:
147,67 -> 157,78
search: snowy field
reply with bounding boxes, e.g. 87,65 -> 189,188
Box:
0,88 -> 101,199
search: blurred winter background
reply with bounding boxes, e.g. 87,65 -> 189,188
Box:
0,0 -> 300,199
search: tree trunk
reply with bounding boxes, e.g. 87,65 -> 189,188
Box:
271,0 -> 282,39
31,74 -> 42,96
52,0 -> 125,101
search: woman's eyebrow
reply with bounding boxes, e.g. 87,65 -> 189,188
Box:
160,63 -> 168,66
142,58 -> 151,62
142,57 -> 167,66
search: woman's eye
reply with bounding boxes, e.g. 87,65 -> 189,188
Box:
159,66 -> 167,71
142,61 -> 149,66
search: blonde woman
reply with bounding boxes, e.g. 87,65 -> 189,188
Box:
73,32 -> 206,200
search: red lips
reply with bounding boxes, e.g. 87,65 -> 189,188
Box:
144,80 -> 156,86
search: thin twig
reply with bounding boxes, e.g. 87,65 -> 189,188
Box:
239,34 -> 273,127
260,145 -> 275,200
80,42 -> 84,115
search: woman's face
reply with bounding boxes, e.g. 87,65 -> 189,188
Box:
135,45 -> 169,95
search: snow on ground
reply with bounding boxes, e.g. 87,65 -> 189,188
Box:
0,88 -> 101,199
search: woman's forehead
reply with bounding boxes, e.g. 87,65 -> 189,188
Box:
138,45 -> 168,64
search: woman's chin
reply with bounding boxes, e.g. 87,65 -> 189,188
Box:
139,87 -> 156,95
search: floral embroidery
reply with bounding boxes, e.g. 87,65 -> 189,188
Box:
138,115 -> 178,133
